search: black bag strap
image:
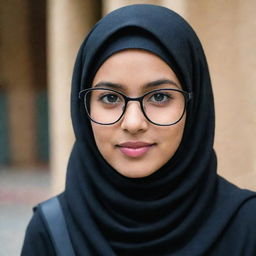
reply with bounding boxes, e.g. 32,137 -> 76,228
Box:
39,196 -> 76,256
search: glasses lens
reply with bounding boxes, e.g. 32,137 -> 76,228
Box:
143,89 -> 185,125
85,89 -> 125,124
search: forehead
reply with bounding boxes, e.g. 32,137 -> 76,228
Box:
92,49 -> 182,92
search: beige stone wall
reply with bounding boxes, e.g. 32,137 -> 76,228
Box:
102,0 -> 160,14
102,0 -> 186,15
185,1 -> 256,190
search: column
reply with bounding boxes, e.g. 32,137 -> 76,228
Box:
1,0 -> 37,166
47,0 -> 101,193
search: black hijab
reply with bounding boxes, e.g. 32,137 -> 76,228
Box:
63,4 -> 256,255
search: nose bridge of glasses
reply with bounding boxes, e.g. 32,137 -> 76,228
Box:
125,94 -> 144,103
124,96 -> 145,117
123,94 -> 143,109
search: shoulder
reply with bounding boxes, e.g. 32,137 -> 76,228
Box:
21,201 -> 56,256
235,197 -> 256,227
221,178 -> 256,227
233,197 -> 256,254
210,180 -> 256,255
218,178 -> 256,236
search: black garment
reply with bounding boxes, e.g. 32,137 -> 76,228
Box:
22,191 -> 256,255
22,4 -> 256,256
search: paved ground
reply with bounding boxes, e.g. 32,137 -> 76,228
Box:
0,167 -> 51,256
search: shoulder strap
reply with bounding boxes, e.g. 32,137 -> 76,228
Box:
39,197 -> 76,256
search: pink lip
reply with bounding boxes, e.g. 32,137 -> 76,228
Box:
117,142 -> 155,158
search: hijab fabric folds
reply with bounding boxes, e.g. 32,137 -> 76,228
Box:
63,4 -> 256,255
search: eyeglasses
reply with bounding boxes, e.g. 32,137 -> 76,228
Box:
79,88 -> 192,126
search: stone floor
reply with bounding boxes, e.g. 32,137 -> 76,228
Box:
0,167 -> 51,256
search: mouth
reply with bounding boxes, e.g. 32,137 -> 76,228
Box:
117,141 -> 155,158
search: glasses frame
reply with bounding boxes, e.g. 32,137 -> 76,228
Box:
79,87 -> 192,126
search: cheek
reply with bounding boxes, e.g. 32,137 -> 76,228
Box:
159,118 -> 186,158
91,123 -> 113,154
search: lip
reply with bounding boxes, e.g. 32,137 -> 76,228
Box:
117,141 -> 155,158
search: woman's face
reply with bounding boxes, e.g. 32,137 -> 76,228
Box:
91,49 -> 186,178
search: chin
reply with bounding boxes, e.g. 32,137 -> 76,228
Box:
115,167 -> 157,178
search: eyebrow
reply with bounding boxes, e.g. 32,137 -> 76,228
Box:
93,79 -> 180,90
145,79 -> 180,89
94,82 -> 123,90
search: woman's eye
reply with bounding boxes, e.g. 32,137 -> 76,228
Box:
100,94 -> 121,104
150,93 -> 170,103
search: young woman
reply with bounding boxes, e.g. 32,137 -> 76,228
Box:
22,4 -> 256,255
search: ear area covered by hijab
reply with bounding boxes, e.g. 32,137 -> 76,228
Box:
64,4 -> 256,255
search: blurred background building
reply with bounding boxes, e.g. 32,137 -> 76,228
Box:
1,0 -> 255,193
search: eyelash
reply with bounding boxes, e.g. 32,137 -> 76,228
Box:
148,93 -> 172,104
99,93 -> 122,104
98,92 -> 174,105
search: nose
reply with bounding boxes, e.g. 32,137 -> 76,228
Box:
120,101 -> 148,134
